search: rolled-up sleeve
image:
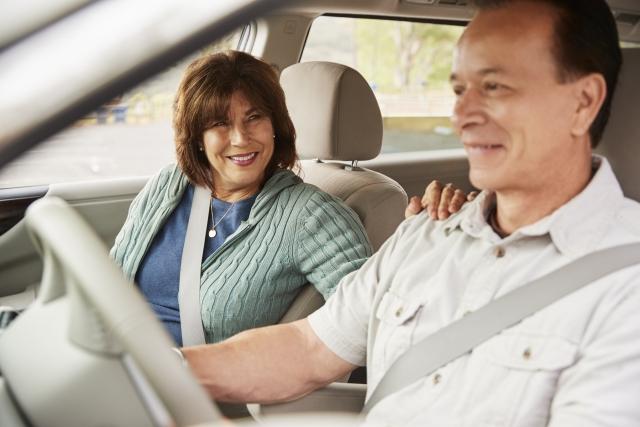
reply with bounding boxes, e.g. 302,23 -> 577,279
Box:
308,216 -> 415,366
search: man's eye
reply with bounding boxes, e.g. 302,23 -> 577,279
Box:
452,85 -> 465,96
483,82 -> 502,92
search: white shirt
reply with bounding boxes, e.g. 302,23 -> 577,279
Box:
309,157 -> 640,426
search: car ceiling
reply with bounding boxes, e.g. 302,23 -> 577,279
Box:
277,0 -> 640,43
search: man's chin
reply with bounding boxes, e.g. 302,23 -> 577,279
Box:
468,170 -> 500,192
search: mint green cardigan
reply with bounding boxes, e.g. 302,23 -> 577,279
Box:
111,164 -> 372,343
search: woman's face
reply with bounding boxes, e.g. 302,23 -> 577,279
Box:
202,90 -> 275,199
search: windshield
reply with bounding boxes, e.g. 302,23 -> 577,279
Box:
0,0 -> 283,180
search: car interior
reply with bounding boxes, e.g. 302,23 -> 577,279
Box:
0,0 -> 639,426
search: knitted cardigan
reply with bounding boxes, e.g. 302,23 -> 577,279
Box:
110,164 -> 372,343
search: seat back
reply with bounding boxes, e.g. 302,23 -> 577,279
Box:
281,61 -> 408,250
596,48 -> 640,201
277,61 -> 407,324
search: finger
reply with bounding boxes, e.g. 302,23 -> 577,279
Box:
448,189 -> 467,213
404,196 -> 423,219
437,184 -> 455,220
467,191 -> 479,202
422,180 -> 442,219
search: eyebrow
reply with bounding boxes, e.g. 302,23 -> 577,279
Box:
450,67 -> 506,82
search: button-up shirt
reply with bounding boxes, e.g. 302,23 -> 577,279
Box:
309,156 -> 640,426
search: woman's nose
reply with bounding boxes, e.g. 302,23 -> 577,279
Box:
229,124 -> 249,146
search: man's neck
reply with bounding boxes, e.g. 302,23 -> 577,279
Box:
492,153 -> 593,236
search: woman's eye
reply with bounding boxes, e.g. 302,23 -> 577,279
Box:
212,121 -> 227,127
248,113 -> 261,121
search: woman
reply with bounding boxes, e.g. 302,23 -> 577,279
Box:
110,51 -> 373,346
111,50 -> 470,347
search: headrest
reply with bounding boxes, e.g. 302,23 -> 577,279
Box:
597,48 -> 640,201
280,61 -> 382,161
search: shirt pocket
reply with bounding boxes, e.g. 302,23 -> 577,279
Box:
472,332 -> 578,426
373,291 -> 423,372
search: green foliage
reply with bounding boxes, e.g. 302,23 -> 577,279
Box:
354,20 -> 463,93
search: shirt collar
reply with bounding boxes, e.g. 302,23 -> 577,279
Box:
443,156 -> 625,257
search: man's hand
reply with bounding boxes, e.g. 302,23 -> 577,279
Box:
405,181 -> 478,220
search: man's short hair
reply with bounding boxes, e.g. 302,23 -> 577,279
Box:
473,0 -> 622,147
173,51 -> 297,192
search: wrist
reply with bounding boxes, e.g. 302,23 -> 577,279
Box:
171,347 -> 189,368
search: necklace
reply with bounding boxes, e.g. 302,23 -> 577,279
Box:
208,198 -> 236,238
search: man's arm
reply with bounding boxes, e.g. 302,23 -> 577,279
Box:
181,318 -> 357,404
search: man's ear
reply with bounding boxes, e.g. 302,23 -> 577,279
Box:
571,73 -> 607,138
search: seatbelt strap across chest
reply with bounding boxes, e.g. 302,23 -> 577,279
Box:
178,185 -> 209,346
363,242 -> 640,413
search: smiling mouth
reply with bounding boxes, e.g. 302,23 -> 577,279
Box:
227,152 -> 258,166
464,143 -> 503,150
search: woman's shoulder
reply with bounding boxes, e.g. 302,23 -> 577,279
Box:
142,163 -> 188,198
260,169 -> 362,225
290,181 -> 364,228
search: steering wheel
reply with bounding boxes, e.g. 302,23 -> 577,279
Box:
23,196 -> 221,426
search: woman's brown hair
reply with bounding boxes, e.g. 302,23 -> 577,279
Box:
173,50 -> 297,191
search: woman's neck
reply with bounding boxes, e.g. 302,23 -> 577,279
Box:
212,185 -> 260,202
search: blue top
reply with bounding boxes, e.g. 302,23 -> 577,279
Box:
135,185 -> 256,345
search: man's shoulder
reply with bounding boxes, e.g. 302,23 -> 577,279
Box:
597,197 -> 640,248
389,206 -> 464,250
615,197 -> 640,237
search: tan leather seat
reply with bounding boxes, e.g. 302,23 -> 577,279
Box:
281,61 -> 408,250
278,61 -> 407,323
597,48 -> 640,201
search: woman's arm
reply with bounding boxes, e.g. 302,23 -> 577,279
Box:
405,180 -> 478,220
109,164 -> 185,276
293,191 -> 372,299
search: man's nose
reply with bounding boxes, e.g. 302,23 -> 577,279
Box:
451,88 -> 486,133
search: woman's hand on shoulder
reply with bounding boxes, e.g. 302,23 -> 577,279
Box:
405,180 -> 478,220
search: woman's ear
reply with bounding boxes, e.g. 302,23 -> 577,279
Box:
571,73 -> 607,138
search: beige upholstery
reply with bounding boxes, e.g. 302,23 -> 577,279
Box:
277,62 -> 407,328
300,162 -> 407,251
280,61 -> 383,161
281,61 -> 408,251
597,48 -> 640,201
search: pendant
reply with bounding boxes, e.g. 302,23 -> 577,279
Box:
208,228 -> 217,238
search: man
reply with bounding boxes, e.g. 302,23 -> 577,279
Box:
182,0 -> 640,424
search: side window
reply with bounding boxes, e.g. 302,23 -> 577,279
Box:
0,30 -> 243,189
301,16 -> 464,155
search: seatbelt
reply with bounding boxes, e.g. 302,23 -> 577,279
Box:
178,185 -> 209,346
363,242 -> 640,413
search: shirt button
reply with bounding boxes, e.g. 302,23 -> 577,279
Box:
494,246 -> 506,258
395,307 -> 404,317
433,373 -> 442,385
522,347 -> 532,360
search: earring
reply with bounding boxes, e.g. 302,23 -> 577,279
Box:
199,145 -> 204,151
273,135 -> 276,139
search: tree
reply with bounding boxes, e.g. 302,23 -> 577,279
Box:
354,20 -> 462,93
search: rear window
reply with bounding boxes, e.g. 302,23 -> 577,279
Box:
301,16 -> 464,155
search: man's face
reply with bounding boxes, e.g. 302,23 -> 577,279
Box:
450,2 -> 582,193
